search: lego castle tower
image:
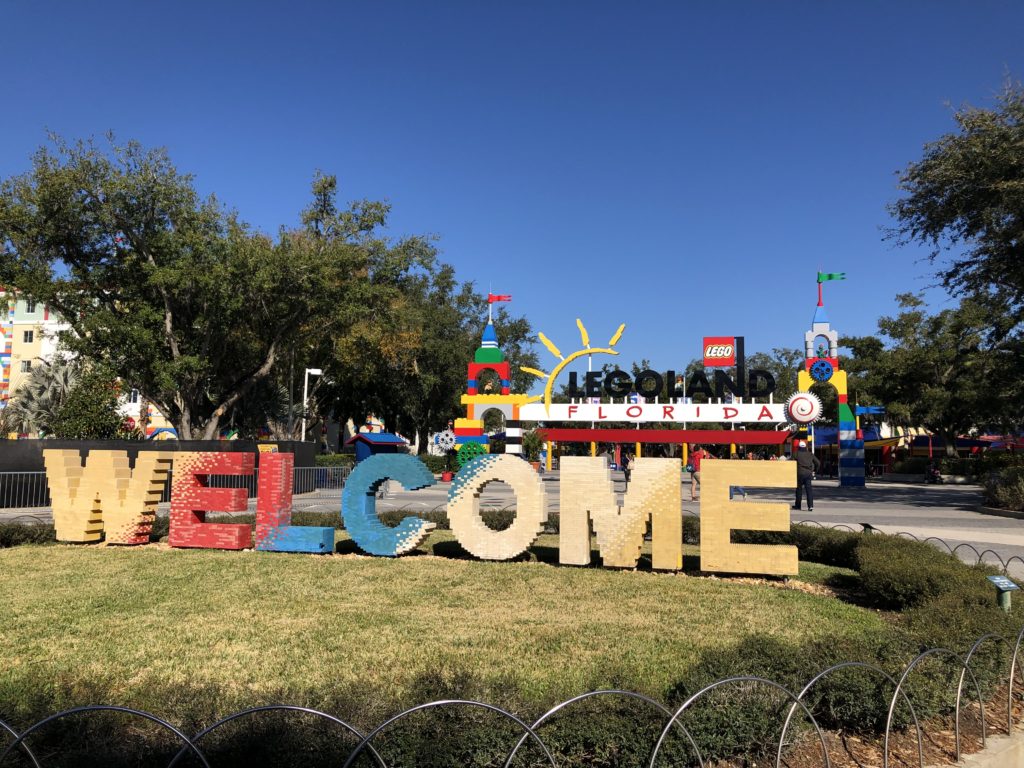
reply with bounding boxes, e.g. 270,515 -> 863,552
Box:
796,276 -> 864,487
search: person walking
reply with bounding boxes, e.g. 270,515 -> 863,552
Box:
792,440 -> 820,511
689,445 -> 709,501
729,452 -> 746,500
621,452 -> 632,487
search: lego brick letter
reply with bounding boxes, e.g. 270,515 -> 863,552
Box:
699,460 -> 798,576
169,452 -> 254,550
255,452 -> 334,553
340,454 -> 436,556
559,456 -> 682,570
447,454 -> 546,560
44,449 -> 173,544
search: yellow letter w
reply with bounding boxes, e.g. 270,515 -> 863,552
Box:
44,449 -> 173,544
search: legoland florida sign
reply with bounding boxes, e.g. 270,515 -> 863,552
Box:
43,449 -> 799,576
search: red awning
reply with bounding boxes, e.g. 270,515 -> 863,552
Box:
536,428 -> 790,445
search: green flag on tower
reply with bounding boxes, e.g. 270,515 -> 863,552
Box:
817,271 -> 846,283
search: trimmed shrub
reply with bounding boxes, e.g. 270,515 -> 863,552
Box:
983,466 -> 1024,510
855,535 -> 994,610
892,457 -> 929,474
314,453 -> 355,467
378,508 -> 450,530
728,523 -> 862,570
0,522 -> 55,548
418,454 -> 450,474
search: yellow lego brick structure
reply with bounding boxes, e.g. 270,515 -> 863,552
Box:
559,456 -> 682,570
44,449 -> 173,544
698,460 -> 798,576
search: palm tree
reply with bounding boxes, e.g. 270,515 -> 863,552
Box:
6,357 -> 81,436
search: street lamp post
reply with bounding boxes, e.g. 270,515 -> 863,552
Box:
301,368 -> 323,442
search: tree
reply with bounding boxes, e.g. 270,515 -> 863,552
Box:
49,366 -> 128,440
283,175 -> 538,450
4,357 -> 81,436
842,294 -> 1021,456
890,83 -> 1024,319
0,139 -> 438,439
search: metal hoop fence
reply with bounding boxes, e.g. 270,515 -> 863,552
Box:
1,623 -> 1022,767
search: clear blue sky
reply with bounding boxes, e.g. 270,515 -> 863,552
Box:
3,2 -> 1023,372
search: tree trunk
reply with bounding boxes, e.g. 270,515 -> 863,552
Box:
944,430 -> 959,458
202,416 -> 221,441
176,406 -> 193,441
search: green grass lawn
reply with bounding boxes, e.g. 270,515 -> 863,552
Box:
0,531 -> 888,728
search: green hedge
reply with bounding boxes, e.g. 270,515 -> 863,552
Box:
854,535 -> 995,610
892,452 -> 1024,479
731,523 -> 860,569
314,453 -> 355,467
892,457 -> 929,474
984,465 -> 1024,511
418,454 -> 450,474
0,521 -> 56,548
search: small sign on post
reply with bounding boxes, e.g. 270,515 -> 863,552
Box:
987,575 -> 1019,613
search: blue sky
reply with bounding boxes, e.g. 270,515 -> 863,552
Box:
3,2 -> 1023,372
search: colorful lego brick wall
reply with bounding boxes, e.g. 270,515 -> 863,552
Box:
467,362 -> 511,395
699,460 -> 798,576
168,452 -> 254,549
0,296 -> 13,408
341,453 -> 436,556
255,452 -> 334,553
43,449 -> 172,544
446,454 -> 546,560
559,456 -> 681,570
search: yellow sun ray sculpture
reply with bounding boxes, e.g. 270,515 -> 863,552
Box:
521,320 -> 625,415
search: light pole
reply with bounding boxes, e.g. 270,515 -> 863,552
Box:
301,368 -> 322,442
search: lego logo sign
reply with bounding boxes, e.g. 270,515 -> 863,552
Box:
705,344 -> 733,357
703,336 -> 736,367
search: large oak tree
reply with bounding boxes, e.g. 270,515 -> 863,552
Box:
0,138 -> 439,439
890,83 -> 1024,319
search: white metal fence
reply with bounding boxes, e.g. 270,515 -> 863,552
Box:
0,466 -> 351,512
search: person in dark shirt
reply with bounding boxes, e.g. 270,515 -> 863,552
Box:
792,440 -> 821,511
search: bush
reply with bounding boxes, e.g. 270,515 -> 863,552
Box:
378,508 -> 450,529
0,522 -> 55,548
983,466 -> 1024,510
418,454 -> 450,474
314,453 -> 354,467
50,366 -> 127,440
375,508 -> 547,533
726,523 -> 862,570
974,450 -> 1024,478
855,535 -> 994,610
937,457 -> 973,475
892,457 -> 929,474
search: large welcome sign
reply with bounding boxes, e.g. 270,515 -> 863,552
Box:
42,449 -> 799,576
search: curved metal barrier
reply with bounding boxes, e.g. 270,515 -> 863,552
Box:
0,626 -> 1021,767
500,689 -> 706,768
1,521 -> 1021,766
646,676 -> 831,768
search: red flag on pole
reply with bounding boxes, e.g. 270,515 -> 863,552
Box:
488,293 -> 512,303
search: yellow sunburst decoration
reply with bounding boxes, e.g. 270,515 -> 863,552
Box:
521,319 -> 625,415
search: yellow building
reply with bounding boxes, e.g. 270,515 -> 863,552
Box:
0,291 -> 176,438
1,293 -> 66,407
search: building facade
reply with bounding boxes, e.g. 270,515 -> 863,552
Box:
0,293 -> 69,408
0,291 -> 176,438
